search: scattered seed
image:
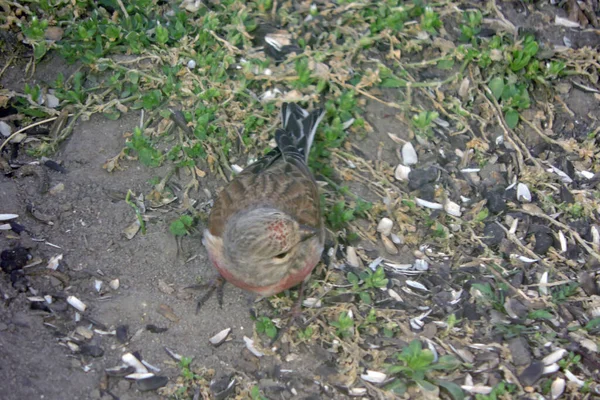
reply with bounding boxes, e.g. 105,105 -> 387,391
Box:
551,377 -> 565,399
415,198 -> 443,210
381,234 -> 398,255
125,372 -> 155,380
109,279 -> 120,290
209,328 -> 231,346
401,142 -> 418,165
360,370 -> 387,383
543,363 -> 560,374
542,349 -> 567,365
394,164 -> 411,181
376,218 -> 393,236
517,183 -> 532,203
302,298 -> 322,308
122,353 -> 148,374
243,336 -> 264,358
67,296 -> 87,312
346,246 -> 359,268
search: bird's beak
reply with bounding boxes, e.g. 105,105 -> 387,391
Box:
299,224 -> 318,241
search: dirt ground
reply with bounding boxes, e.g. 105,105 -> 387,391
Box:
0,54 -> 272,400
2,1 -> 600,399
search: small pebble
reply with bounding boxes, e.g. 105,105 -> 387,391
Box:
485,191 -> 506,214
116,325 -> 129,343
519,361 -> 544,386
408,167 -> 438,190
483,223 -> 505,247
533,232 -> 553,255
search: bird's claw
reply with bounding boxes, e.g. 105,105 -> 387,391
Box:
185,275 -> 225,313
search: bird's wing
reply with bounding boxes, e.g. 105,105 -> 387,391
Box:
208,155 -> 321,237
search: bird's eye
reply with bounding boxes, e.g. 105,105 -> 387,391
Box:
274,251 -> 288,259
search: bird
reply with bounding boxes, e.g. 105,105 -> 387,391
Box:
201,102 -> 326,308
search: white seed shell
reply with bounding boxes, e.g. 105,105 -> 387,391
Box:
302,298 -> 322,308
360,370 -> 387,383
394,164 -> 411,181
209,328 -> 231,346
125,373 -> 155,380
559,231 -> 567,253
517,183 -> 532,203
346,246 -> 360,267
0,214 -> 18,221
406,280 -> 429,291
444,200 -> 461,217
377,218 -> 393,236
67,296 -> 87,312
539,271 -> 549,296
122,353 -> 148,374
551,378 -> 565,400
543,363 -> 560,374
109,279 -> 120,290
401,142 -> 418,165
416,198 -> 443,210
543,349 -> 567,365
243,336 -> 264,358
564,369 -> 585,386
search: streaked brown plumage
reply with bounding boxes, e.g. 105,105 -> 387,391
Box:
203,103 -> 325,297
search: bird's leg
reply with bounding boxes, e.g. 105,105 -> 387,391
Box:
270,280 -> 307,346
185,275 -> 226,313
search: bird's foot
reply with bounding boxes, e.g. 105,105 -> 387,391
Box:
269,282 -> 307,347
185,275 -> 226,313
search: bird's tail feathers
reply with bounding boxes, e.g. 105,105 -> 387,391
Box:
276,102 -> 325,163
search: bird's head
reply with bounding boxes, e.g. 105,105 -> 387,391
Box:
203,207 -> 319,288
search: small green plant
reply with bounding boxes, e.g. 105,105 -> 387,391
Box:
126,127 -> 164,167
471,282 -> 505,312
297,326 -> 314,341
250,386 -> 268,400
347,266 -> 389,304
173,356 -> 205,398
330,311 -> 354,338
255,316 -> 278,340
475,382 -> 516,400
421,7 -> 441,35
169,215 -> 194,236
386,339 -> 463,399
459,10 -> 482,43
558,351 -> 582,370
411,110 -> 439,138
551,282 -> 579,304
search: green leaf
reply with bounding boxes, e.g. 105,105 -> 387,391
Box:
156,23 -> 169,44
528,310 -> 553,320
488,77 -> 504,101
415,379 -> 438,392
475,207 -> 489,222
170,220 -> 187,236
381,77 -> 407,88
384,379 -> 407,395
505,109 -> 519,129
437,59 -> 454,69
585,317 -> 600,331
431,355 -> 461,371
359,291 -> 372,304
436,380 -> 465,400
33,41 -> 47,60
